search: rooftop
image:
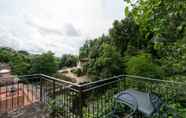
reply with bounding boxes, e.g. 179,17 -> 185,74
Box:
0,63 -> 11,70
0,69 -> 10,74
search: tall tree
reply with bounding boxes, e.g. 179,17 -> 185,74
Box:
0,48 -> 31,75
87,43 -> 122,79
60,54 -> 78,69
125,53 -> 163,79
127,0 -> 186,43
30,51 -> 58,75
109,17 -> 141,56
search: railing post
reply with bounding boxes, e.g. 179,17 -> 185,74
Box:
0,86 -> 1,112
78,87 -> 84,118
40,76 -> 43,102
123,76 -> 126,90
53,80 -> 56,99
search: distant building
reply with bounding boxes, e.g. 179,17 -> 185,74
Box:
0,63 -> 12,79
0,63 -> 11,70
77,58 -> 89,69
0,69 -> 11,79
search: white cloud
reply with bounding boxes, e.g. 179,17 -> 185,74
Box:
0,0 -> 124,56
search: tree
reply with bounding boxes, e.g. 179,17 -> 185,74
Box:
79,35 -> 111,59
124,0 -> 186,59
125,53 -> 163,79
10,53 -> 31,75
0,48 -> 31,75
78,0 -> 186,82
79,40 -> 91,59
30,51 -> 58,75
60,54 -> 78,69
128,0 -> 186,42
109,17 -> 142,56
157,38 -> 186,78
123,0 -> 186,80
0,48 -> 14,63
87,43 -> 123,80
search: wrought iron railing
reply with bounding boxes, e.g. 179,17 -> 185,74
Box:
0,74 -> 186,117
0,74 -> 42,112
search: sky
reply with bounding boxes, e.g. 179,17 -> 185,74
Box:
0,0 -> 124,57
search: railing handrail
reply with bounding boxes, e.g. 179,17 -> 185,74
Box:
78,75 -> 186,91
18,74 -> 186,92
18,74 -> 79,86
18,74 -> 82,92
78,75 -> 124,88
39,74 -> 80,87
125,75 -> 186,85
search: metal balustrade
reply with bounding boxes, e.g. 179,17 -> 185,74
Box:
0,74 -> 186,117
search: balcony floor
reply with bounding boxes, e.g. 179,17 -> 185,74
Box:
0,102 -> 49,118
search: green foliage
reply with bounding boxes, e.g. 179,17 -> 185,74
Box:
60,54 -> 78,69
109,17 -> 142,56
79,35 -> 110,59
72,68 -> 83,77
87,43 -> 123,80
125,6 -> 129,16
30,51 -> 58,75
47,97 -> 64,117
129,0 -> 186,42
0,48 -> 13,62
0,47 -> 81,76
1,0 -> 186,85
77,0 -> 186,85
157,39 -> 186,78
125,53 -> 163,79
9,56 -> 31,75
0,48 -> 31,75
47,0 -> 186,117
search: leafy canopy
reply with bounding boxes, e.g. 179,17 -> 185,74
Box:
30,51 -> 58,75
125,53 -> 163,79
60,54 -> 78,69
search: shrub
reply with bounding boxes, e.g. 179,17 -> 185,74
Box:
72,68 -> 83,77
125,53 -> 163,79
54,72 -> 77,83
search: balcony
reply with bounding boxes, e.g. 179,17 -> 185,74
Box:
0,74 -> 186,117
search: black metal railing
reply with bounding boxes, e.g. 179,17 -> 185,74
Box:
0,74 -> 186,117
0,74 -> 41,112
79,75 -> 186,117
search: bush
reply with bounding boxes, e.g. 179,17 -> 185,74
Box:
125,53 -> 163,79
54,72 -> 77,83
47,97 -> 64,117
30,51 -> 58,75
87,43 -> 123,80
60,54 -> 78,69
72,68 -> 83,77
